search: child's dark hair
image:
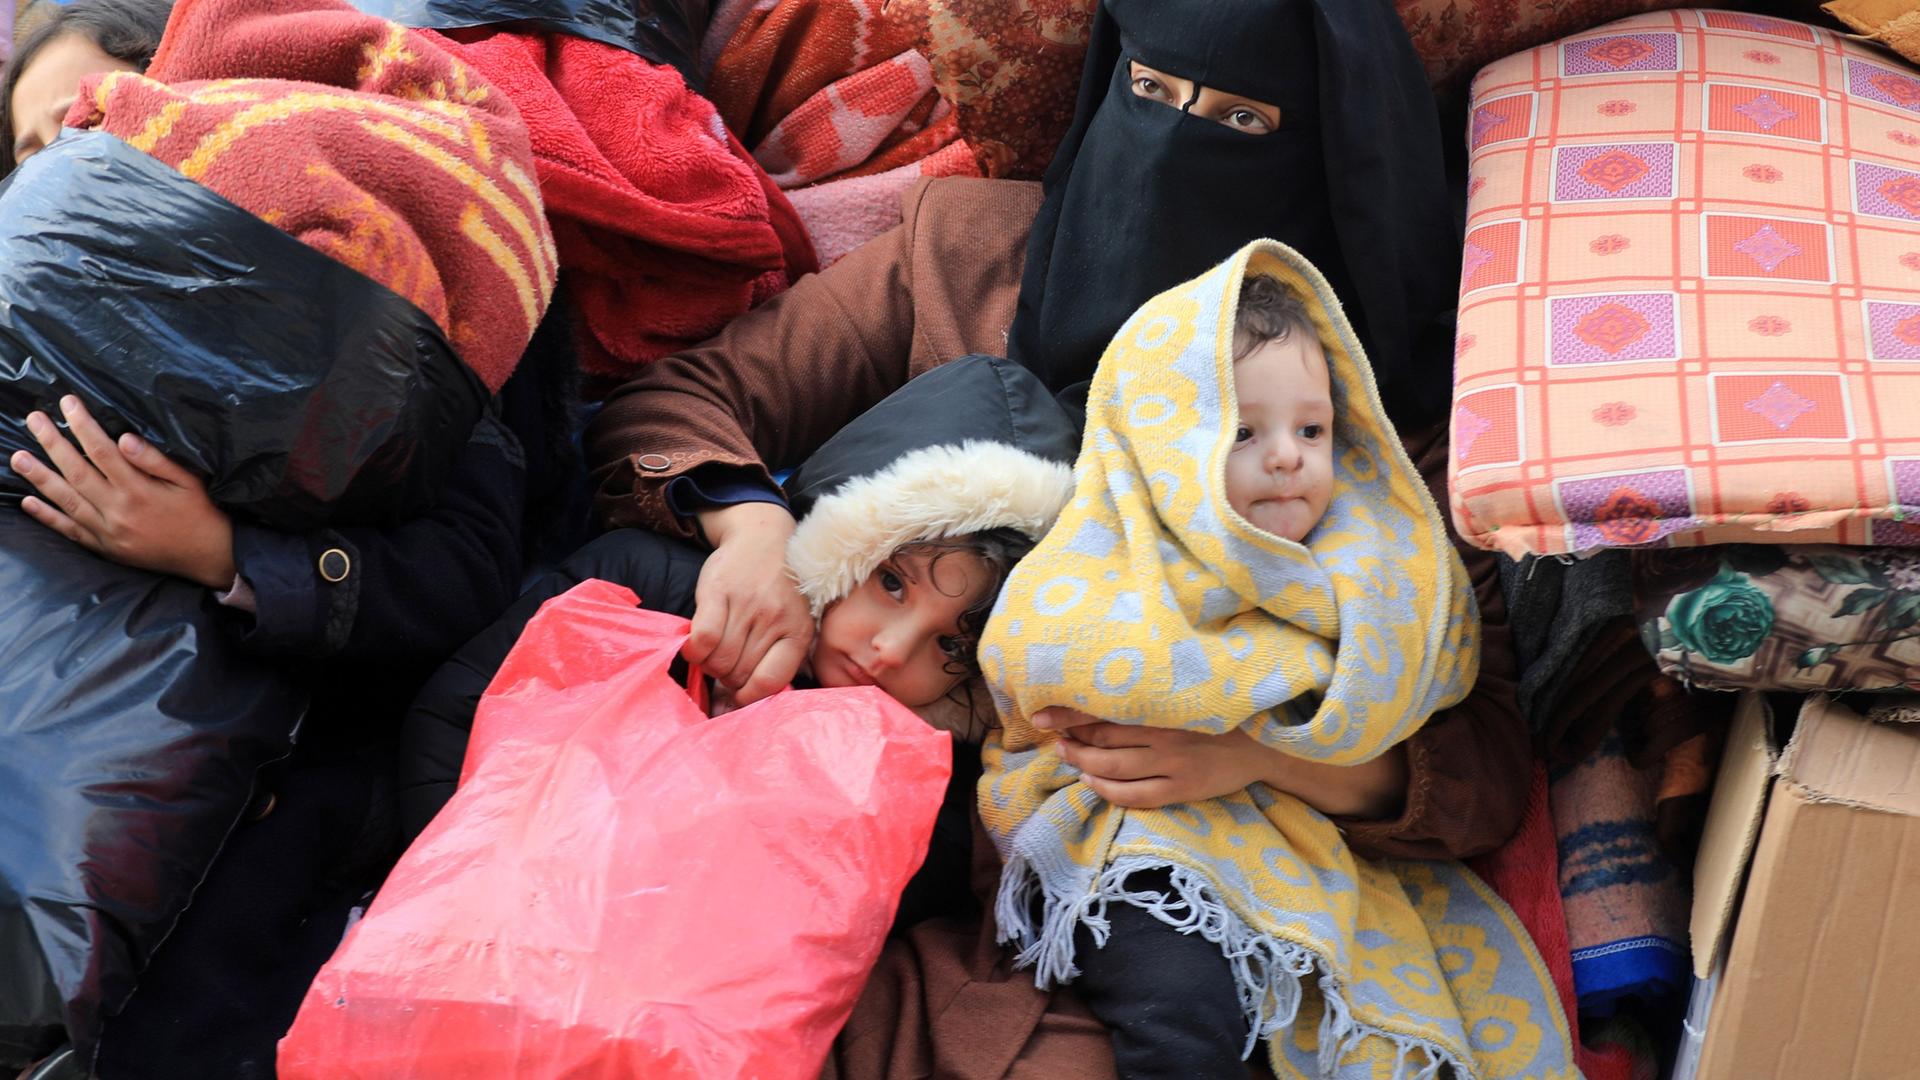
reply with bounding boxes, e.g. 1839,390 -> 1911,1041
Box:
894,525 -> 1036,681
893,525 -> 1034,742
2,0 -> 174,178
1232,273 -> 1317,360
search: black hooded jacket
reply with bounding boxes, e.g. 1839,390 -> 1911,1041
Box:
398,356 -> 1076,841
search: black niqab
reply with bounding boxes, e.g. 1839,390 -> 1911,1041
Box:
1008,0 -> 1461,426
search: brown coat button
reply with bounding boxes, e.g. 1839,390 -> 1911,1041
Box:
317,547 -> 351,583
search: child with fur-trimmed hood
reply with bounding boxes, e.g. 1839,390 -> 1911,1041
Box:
398,354 -> 1079,840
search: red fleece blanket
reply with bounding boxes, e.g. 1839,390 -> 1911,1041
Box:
426,28 -> 818,380
1470,765 -> 1637,1080
69,0 -> 557,392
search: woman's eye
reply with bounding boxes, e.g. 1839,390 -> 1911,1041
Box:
1132,76 -> 1168,100
879,569 -> 904,597
937,635 -> 964,659
1225,108 -> 1276,134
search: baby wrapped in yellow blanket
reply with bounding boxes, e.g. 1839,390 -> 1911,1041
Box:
979,241 -> 1574,1079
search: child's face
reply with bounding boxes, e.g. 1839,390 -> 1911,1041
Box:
1225,332 -> 1335,542
812,549 -> 993,709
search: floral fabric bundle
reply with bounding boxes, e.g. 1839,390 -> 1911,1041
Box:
1633,545 -> 1920,692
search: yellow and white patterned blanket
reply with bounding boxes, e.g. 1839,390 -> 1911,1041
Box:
978,240 -> 1574,1079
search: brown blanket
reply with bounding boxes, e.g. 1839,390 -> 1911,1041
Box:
822,820 -> 1115,1080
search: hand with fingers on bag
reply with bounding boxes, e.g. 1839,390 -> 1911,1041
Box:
685,501 -> 815,705
10,396 -> 236,588
279,580 -> 952,1080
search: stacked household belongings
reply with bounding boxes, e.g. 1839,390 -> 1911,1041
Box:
1449,10 -> 1920,1072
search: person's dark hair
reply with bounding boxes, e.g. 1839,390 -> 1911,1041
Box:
1,0 -> 173,176
890,525 -> 1037,741
1231,273 -> 1318,360
894,524 -> 1037,683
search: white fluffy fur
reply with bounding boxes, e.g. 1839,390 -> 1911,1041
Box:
785,440 -> 1075,617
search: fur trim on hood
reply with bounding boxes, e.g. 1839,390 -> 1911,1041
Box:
786,439 -> 1074,616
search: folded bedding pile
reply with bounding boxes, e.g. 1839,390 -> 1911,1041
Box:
1447,7 -> 1920,1045
79,0 -> 558,394
1450,9 -> 1920,700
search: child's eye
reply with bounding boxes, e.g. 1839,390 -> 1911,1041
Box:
879,569 -> 905,598
1299,424 -> 1325,440
1234,425 -> 1254,444
937,635 -> 964,659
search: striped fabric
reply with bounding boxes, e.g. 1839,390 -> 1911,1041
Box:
1549,732 -> 1690,1016
69,0 -> 558,390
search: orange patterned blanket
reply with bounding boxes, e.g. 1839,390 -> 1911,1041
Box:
67,0 -> 557,391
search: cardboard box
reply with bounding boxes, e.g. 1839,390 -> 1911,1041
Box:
1683,693 -> 1920,1080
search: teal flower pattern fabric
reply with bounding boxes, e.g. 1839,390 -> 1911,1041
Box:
1633,545 -> 1920,691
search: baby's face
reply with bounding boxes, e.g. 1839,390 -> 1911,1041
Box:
1224,333 -> 1334,542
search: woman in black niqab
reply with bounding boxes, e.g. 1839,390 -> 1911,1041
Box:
1008,0 -> 1462,427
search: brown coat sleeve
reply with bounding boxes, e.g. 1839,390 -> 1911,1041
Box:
583,204 -> 922,538
1330,420 -> 1531,862
583,177 -> 1045,539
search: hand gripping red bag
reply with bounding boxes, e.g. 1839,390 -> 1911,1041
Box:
277,580 -> 952,1079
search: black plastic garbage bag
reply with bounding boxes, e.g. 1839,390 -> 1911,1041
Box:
0,513 -> 307,1068
349,0 -> 711,89
0,131 -> 486,1067
0,132 -> 486,532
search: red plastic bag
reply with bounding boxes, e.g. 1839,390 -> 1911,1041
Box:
278,580 -> 952,1079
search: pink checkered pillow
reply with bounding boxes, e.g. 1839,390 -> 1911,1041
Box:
1451,9 -> 1920,556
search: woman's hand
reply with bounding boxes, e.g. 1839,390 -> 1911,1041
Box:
688,501 -> 813,705
9,396 -> 236,589
1038,707 -> 1409,820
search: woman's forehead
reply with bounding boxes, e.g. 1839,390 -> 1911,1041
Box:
1108,0 -> 1318,107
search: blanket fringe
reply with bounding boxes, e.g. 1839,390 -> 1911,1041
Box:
995,853 -> 1468,1077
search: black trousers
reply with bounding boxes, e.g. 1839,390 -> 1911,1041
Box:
1068,872 -> 1254,1080
95,751 -> 393,1080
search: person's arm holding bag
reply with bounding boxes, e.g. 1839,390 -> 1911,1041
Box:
688,501 -> 814,705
